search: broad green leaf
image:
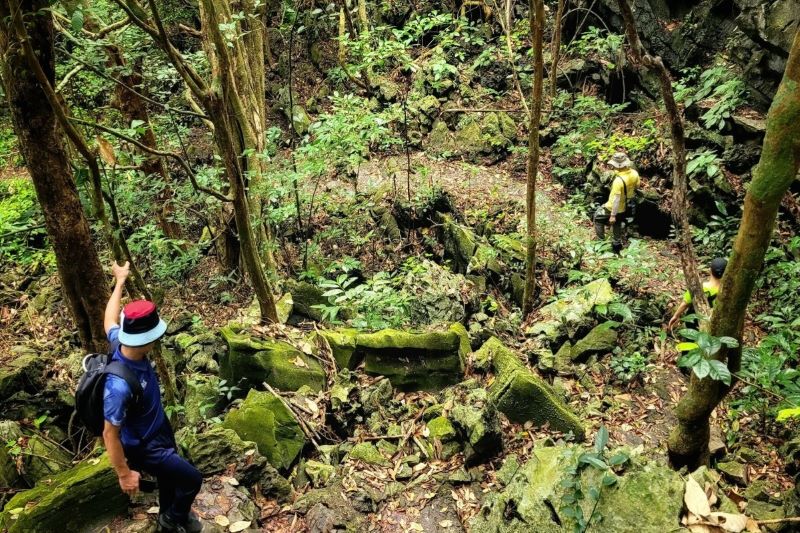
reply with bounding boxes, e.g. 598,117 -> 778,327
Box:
608,452 -> 629,466
679,329 -> 700,341
719,336 -> 739,348
71,9 -> 84,33
708,360 -> 732,385
594,425 -> 609,454
602,473 -> 618,486
776,407 -> 800,422
676,342 -> 698,352
578,453 -> 608,470
694,359 -> 711,380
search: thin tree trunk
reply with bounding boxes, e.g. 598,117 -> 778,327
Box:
522,0 -> 544,316
0,0 -> 107,352
668,28 -> 800,469
549,0 -> 565,103
615,0 -> 709,318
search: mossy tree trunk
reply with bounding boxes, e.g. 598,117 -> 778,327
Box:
522,0 -> 544,317
668,28 -> 800,469
549,0 -> 565,103
0,0 -> 107,352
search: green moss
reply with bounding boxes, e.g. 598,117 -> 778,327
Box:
183,374 -> 221,426
347,442 -> 390,466
0,421 -> 70,486
176,425 -> 257,474
0,455 -> 127,533
304,460 -> 335,487
220,326 -> 325,392
316,329 -> 360,370
223,389 -> 305,471
427,416 -> 457,440
450,387 -> 503,464
481,338 -> 585,440
358,329 -> 465,391
441,214 -> 477,274
276,293 -> 293,324
569,324 -> 618,361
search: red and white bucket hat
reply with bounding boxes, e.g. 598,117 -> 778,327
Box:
118,300 -> 167,347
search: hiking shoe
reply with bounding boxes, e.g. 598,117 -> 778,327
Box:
186,511 -> 203,533
157,513 -> 187,533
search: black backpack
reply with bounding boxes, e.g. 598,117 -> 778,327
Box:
74,353 -> 143,436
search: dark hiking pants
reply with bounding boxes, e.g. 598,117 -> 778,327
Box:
593,206 -> 625,252
125,422 -> 202,525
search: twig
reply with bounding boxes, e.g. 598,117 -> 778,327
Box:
263,382 -> 322,452
758,517 -> 800,525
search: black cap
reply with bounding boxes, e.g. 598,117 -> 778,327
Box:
711,258 -> 727,278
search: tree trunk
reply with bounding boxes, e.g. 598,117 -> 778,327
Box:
668,28 -> 800,469
549,0 -> 565,103
0,0 -> 107,352
522,0 -> 544,316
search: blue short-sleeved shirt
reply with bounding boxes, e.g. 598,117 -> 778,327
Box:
103,326 -> 166,449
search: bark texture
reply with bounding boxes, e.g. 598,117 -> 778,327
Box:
522,0 -> 544,316
668,28 -> 800,469
0,0 -> 107,352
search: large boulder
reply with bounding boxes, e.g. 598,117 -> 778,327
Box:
448,385 -> 503,465
223,389 -> 306,471
471,446 -> 684,532
0,455 -> 127,533
402,259 -> 477,326
176,425 -> 257,474
526,278 -> 615,343
476,338 -> 585,440
358,324 -> 468,391
220,326 -> 326,393
441,214 -> 478,274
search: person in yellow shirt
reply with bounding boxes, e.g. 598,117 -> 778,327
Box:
593,152 -> 640,253
667,257 -> 727,331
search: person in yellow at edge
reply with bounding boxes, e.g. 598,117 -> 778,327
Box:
667,257 -> 728,331
593,151 -> 640,254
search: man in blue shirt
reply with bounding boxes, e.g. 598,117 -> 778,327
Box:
102,261 -> 202,533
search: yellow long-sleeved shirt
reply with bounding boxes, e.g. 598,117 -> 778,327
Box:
604,168 -> 640,213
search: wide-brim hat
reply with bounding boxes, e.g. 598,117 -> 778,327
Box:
607,152 -> 632,169
118,300 -> 167,347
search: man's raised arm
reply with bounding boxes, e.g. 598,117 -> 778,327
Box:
105,261 -> 130,334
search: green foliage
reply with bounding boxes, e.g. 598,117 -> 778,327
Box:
610,350 -> 650,384
552,95 -> 630,161
560,426 -> 629,532
567,27 -> 624,68
0,123 -> 22,167
674,65 -> 746,130
691,201 -> 739,258
687,149 -> 722,180
675,329 -> 738,385
126,223 -> 199,287
0,178 -> 52,267
586,120 -> 657,162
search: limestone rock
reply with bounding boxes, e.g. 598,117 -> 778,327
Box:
526,278 -> 615,342
717,460 -> 749,485
304,460 -> 336,488
220,326 -> 325,393
285,280 -> 354,322
449,387 -> 503,465
183,374 -> 221,426
223,389 -> 306,471
276,293 -> 293,324
478,337 -> 585,440
453,112 -> 517,162
557,323 -> 619,363
315,329 -> 359,370
471,446 -> 684,532
348,442 -> 390,466
403,259 -> 476,326
176,425 -> 257,474
427,416 -> 457,440
0,455 -> 127,533
358,327 -> 467,391
441,214 -> 477,274
0,348 -> 44,403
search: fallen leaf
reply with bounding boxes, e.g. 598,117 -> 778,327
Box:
745,518 -> 760,532
439,519 -> 453,527
685,476 -> 711,517
229,520 -> 251,532
215,515 -> 230,527
709,512 -> 748,532
96,136 -> 116,166
292,356 -> 308,368
409,523 -> 424,532
146,506 -> 160,514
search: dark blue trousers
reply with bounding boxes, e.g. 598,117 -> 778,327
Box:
125,422 -> 202,524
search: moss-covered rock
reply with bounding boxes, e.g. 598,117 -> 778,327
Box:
0,420 -> 70,487
526,279 -> 615,342
453,112 -> 517,162
441,214 -> 478,274
470,446 -> 684,532
0,455 -> 127,533
316,329 -> 360,370
0,348 -> 44,403
276,293 -> 293,324
348,442 -> 390,466
176,425 -> 257,474
223,389 -> 306,471
357,328 -> 466,391
557,323 -> 619,363
304,460 -> 336,487
220,326 -> 325,393
285,280 -> 327,322
449,387 -> 503,465
427,416 -> 457,440
183,374 -> 221,426
479,337 -> 585,440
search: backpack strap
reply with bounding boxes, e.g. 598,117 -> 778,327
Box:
104,361 -> 144,406
614,174 -> 628,211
